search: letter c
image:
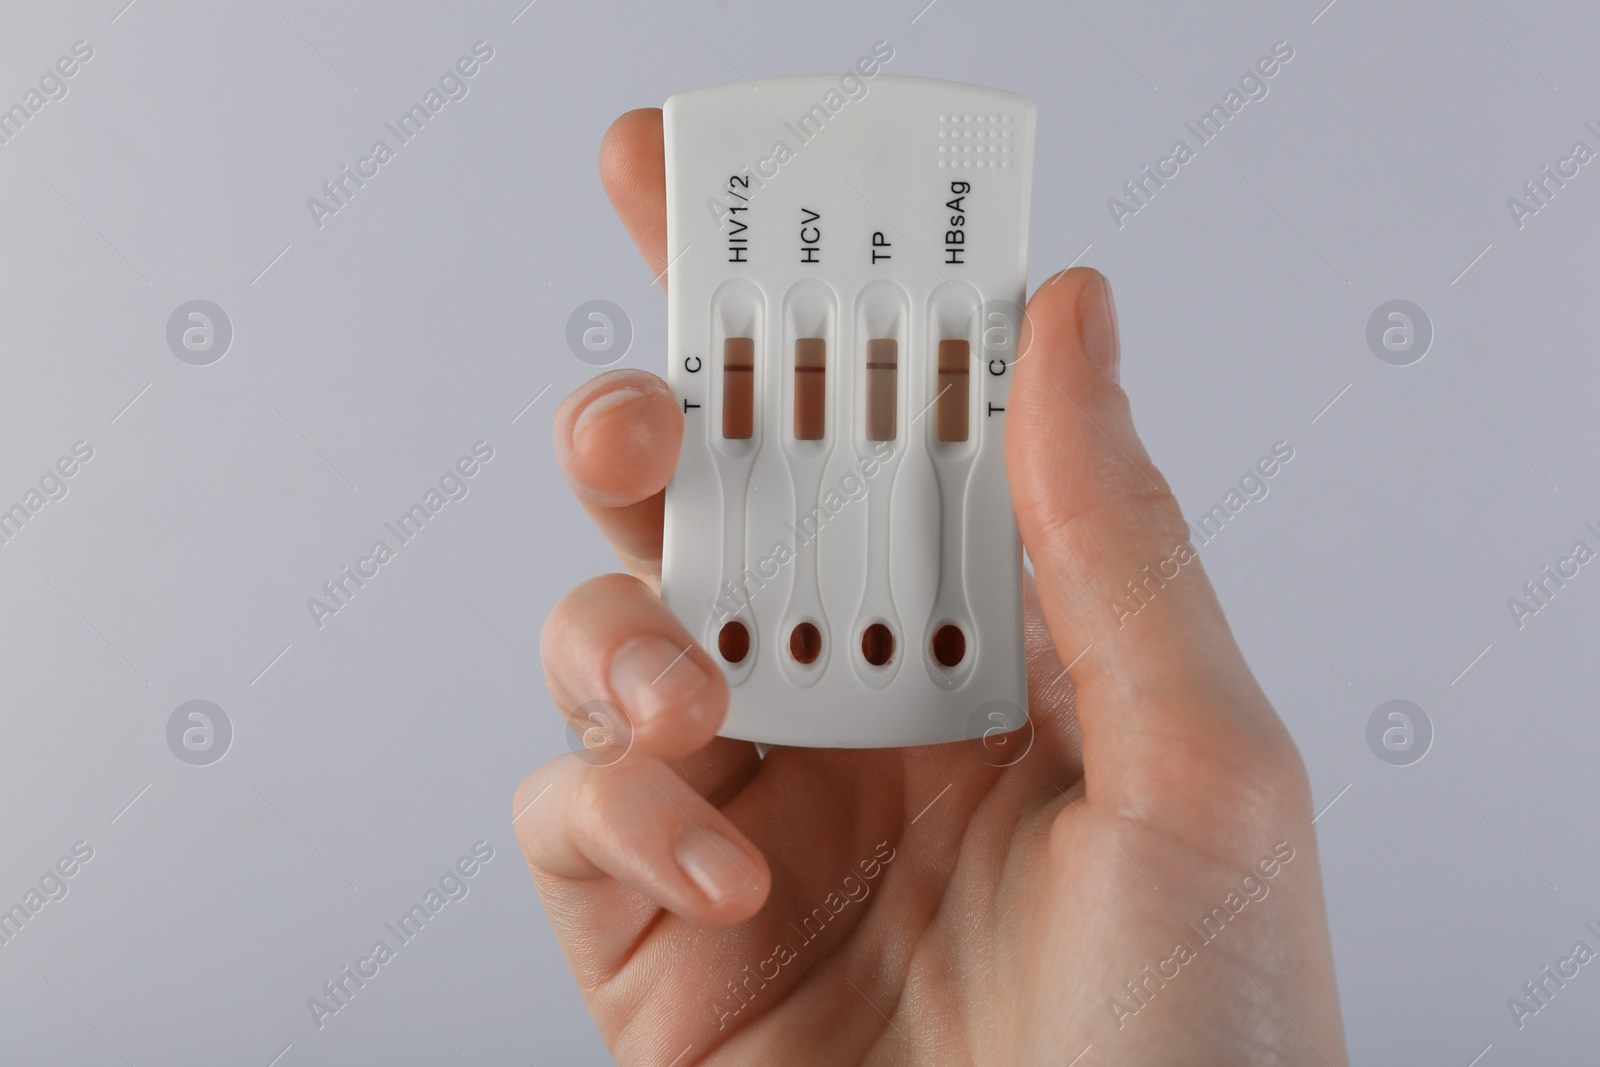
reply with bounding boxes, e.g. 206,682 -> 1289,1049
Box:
356,155 -> 379,178
988,359 -> 1007,376
356,556 -> 379,578
684,355 -> 702,373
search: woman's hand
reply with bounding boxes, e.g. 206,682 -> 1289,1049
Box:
513,107 -> 1347,1066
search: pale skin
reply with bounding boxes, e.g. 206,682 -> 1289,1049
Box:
514,109 -> 1348,1066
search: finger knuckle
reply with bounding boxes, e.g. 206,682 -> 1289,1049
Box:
540,573 -> 645,655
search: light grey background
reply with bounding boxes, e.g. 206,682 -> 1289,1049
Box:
0,0 -> 1594,1063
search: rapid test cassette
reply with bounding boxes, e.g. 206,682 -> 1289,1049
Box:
661,75 -> 1035,748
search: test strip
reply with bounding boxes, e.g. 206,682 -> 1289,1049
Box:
662,75 -> 1035,747
936,339 -> 969,442
865,338 -> 898,441
794,338 -> 826,440
723,337 -> 754,439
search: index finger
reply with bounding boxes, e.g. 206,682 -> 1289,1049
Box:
601,108 -> 668,283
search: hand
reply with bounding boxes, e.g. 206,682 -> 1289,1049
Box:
514,108 -> 1347,1066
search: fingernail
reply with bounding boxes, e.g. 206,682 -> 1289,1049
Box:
675,823 -> 751,902
571,386 -> 650,446
1079,273 -> 1120,384
609,635 -> 711,727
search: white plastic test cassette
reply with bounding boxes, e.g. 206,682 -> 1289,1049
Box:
662,75 -> 1035,748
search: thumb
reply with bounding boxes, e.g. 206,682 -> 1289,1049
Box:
1006,268 -> 1296,811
